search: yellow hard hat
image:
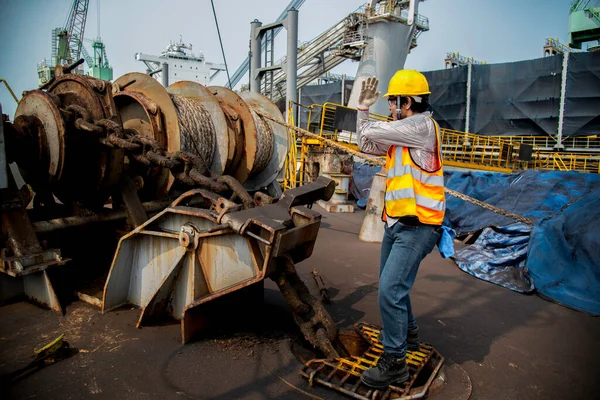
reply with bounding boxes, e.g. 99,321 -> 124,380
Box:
383,70 -> 431,98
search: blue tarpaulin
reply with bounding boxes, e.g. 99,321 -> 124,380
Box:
443,170 -> 600,315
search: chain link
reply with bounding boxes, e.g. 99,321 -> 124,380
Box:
92,119 -> 255,208
271,255 -> 339,359
444,187 -> 534,225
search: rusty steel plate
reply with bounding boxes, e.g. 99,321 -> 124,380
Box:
14,91 -> 66,184
167,81 -> 228,176
48,74 -> 108,121
239,92 -> 289,191
114,73 -> 181,191
208,86 -> 257,184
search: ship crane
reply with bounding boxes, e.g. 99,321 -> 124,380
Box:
569,0 -> 600,51
135,36 -> 226,86
37,0 -> 90,86
57,0 -> 90,67
37,0 -> 112,86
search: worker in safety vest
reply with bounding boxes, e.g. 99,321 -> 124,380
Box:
356,70 -> 445,389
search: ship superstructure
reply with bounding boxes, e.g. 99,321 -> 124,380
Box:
135,37 -> 225,86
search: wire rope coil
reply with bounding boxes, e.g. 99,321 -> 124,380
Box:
248,109 -> 274,176
170,94 -> 216,171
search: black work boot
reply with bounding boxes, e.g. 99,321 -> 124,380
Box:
377,329 -> 421,351
360,353 -> 409,389
407,328 -> 420,351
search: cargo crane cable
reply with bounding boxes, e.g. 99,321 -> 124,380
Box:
254,110 -> 535,226
169,94 -> 216,171
210,0 -> 232,88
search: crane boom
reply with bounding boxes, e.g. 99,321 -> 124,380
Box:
39,0 -> 92,86
64,0 -> 90,63
568,0 -> 600,49
571,0 -> 591,13
80,44 -> 94,68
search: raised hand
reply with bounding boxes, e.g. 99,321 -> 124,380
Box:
358,76 -> 380,109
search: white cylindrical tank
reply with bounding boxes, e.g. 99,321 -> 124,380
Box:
347,14 -> 417,116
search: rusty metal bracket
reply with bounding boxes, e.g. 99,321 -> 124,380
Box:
278,175 -> 336,209
118,177 -> 148,228
0,249 -> 67,277
0,182 -> 68,312
102,178 -> 337,347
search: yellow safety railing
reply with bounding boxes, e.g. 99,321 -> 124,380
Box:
440,129 -> 516,172
282,102 -> 600,189
308,102 -> 389,181
318,102 -> 390,142
487,134 -> 600,152
534,152 -> 600,173
283,101 -> 322,189
283,103 -> 299,190
293,102 -> 320,188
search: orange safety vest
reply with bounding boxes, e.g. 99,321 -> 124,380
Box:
383,118 -> 445,225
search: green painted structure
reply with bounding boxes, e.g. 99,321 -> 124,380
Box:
569,0 -> 600,50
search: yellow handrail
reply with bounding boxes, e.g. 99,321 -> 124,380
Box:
284,103 -> 298,189
553,154 -> 568,171
283,102 -> 600,183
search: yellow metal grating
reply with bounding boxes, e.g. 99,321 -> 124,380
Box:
300,322 -> 444,400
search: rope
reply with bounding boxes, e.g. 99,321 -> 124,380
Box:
254,110 -> 534,226
248,109 -> 274,175
170,94 -> 216,170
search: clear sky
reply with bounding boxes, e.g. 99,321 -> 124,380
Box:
0,0 -> 569,118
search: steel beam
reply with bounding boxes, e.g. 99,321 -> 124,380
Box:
285,8 -> 299,122
555,52 -> 569,150
250,20 -> 263,93
162,62 -> 169,87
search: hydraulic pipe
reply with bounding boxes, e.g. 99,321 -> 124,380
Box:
162,62 -> 169,87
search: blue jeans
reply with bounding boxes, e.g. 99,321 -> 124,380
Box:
379,220 -> 441,357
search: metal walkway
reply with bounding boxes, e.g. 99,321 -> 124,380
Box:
263,13 -> 365,99
300,322 -> 444,400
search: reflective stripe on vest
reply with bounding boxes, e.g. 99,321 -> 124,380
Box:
383,118 -> 445,225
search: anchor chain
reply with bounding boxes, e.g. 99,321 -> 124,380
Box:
271,255 -> 339,359
89,118 -> 255,209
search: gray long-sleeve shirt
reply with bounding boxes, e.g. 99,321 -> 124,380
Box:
357,110 -> 443,226
356,110 -> 441,172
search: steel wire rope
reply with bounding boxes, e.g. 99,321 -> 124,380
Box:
169,94 -> 216,171
248,109 -> 275,176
